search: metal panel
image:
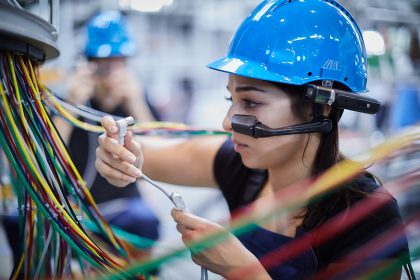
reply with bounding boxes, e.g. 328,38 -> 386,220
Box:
0,2 -> 59,61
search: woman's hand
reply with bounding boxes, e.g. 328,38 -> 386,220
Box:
67,62 -> 96,105
171,209 -> 271,279
95,116 -> 143,187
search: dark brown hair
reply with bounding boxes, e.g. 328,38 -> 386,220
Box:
271,81 -> 365,229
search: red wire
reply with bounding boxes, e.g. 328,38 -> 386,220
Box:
311,213 -> 419,279
0,95 -> 120,270
13,58 -> 130,268
226,172 -> 418,279
25,197 -> 33,280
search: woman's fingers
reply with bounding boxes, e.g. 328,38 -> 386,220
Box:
96,116 -> 145,187
171,208 -> 209,230
96,146 -> 142,177
95,160 -> 136,187
98,133 -> 137,164
101,115 -> 119,138
124,130 -> 144,164
171,209 -> 225,246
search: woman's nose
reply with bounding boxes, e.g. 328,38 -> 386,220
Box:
222,107 -> 233,132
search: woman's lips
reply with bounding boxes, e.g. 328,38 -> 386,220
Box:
232,139 -> 248,152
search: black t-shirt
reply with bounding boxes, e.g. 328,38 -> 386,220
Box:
68,98 -> 140,204
213,138 -> 409,277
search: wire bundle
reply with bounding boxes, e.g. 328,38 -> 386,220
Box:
0,51 -> 146,279
42,90 -> 228,137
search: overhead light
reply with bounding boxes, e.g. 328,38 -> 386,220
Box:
362,30 -> 386,56
119,0 -> 173,13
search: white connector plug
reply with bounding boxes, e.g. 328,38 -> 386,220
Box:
116,116 -> 135,145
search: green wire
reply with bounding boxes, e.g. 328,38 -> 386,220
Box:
83,220 -> 156,250
29,100 -> 129,257
36,210 -> 44,276
20,93 -> 130,259
0,120 -> 109,273
74,249 -> 86,278
368,245 -> 419,280
0,80 -> 136,279
0,119 -> 110,268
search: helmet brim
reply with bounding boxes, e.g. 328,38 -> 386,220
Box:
208,56 -> 307,86
208,56 -> 368,93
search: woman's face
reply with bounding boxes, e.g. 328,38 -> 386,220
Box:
222,74 -> 312,170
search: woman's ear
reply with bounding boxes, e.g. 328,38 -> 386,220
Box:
307,104 -> 331,119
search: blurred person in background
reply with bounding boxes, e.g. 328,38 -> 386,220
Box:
95,0 -> 412,279
55,10 -> 160,245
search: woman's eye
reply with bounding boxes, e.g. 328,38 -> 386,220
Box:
243,99 -> 259,108
224,95 -> 233,102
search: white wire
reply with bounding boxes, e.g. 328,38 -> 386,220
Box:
34,227 -> 53,279
141,175 -> 208,280
141,174 -> 173,202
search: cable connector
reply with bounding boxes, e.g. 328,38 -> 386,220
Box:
116,116 -> 135,145
170,192 -> 187,211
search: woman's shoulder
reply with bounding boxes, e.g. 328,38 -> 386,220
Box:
334,172 -> 399,216
346,172 -> 381,192
344,172 -> 398,208
312,172 -> 408,267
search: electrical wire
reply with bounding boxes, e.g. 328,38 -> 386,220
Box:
42,89 -> 229,137
0,51 -> 146,279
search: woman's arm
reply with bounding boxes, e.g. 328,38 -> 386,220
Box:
140,136 -> 226,187
95,115 -> 226,188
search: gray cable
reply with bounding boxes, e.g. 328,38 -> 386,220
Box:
116,117 -> 208,279
34,228 -> 53,279
141,175 -> 208,280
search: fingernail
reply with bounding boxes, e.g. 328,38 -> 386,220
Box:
134,169 -> 142,177
110,126 -> 117,133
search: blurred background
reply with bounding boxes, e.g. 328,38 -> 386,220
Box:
0,0 -> 419,279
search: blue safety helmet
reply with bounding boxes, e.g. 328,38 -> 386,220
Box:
84,11 -> 136,58
208,0 -> 368,93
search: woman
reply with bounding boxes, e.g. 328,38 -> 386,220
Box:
95,0 -> 409,279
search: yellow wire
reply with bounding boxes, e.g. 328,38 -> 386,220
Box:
229,127 -> 420,234
42,90 -> 193,131
25,61 -> 123,253
1,60 -> 106,263
23,63 -> 126,271
48,92 -> 105,133
11,255 -> 25,280
304,128 -> 420,200
22,57 -> 126,264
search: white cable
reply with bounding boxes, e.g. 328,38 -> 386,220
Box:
34,228 -> 53,279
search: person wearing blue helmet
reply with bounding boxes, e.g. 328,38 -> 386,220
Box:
60,10 -> 154,124
55,11 -> 160,246
84,10 -> 136,58
95,0 -> 410,279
